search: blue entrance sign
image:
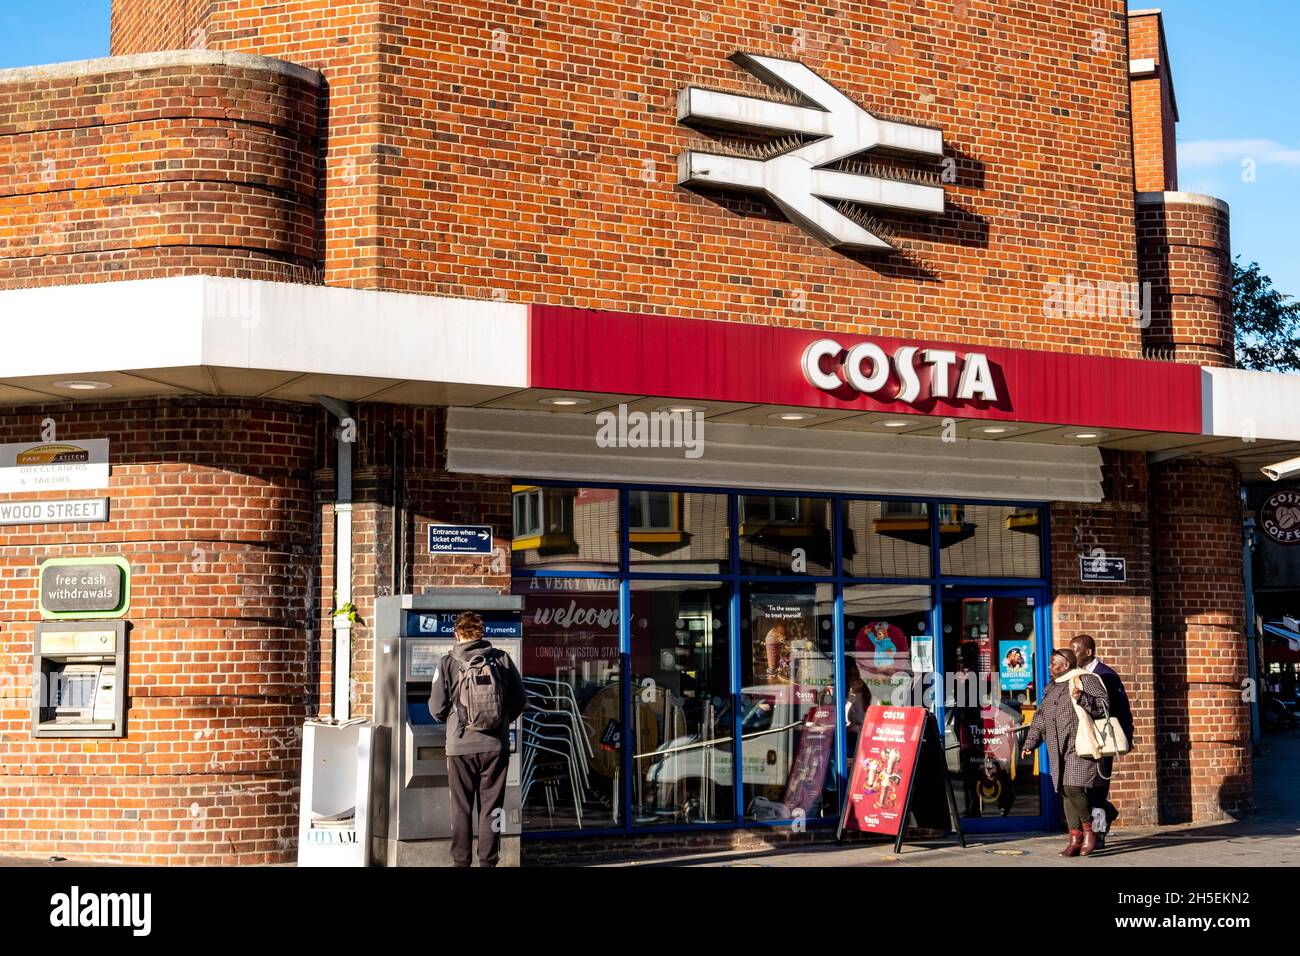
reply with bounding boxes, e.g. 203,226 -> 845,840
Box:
428,524 -> 493,554
404,611 -> 522,639
1079,556 -> 1126,583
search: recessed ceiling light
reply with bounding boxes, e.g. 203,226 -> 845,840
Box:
878,420 -> 911,428
770,412 -> 816,422
1069,431 -> 1107,440
54,380 -> 113,391
977,425 -> 1016,435
539,396 -> 591,407
658,404 -> 707,413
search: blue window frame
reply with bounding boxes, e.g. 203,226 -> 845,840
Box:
512,480 -> 1053,839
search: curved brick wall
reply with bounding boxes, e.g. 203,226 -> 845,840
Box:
1137,193 -> 1234,366
1150,458 -> 1253,823
0,51 -> 322,290
0,398 -> 323,864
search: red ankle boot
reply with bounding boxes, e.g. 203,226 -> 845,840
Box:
1060,829 -> 1083,857
1080,821 -> 1098,856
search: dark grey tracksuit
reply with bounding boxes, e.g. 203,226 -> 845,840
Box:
429,639 -> 527,866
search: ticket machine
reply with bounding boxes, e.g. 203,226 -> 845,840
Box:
32,620 -> 127,738
371,591 -> 524,866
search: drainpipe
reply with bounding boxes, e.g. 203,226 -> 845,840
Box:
318,396 -> 355,721
1242,504 -> 1262,754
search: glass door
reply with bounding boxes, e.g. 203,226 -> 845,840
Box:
937,587 -> 1050,831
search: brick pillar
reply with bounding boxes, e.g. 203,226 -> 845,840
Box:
1128,10 -> 1179,193
1137,193 -> 1234,366
1052,450 -> 1158,825
1149,458 -> 1253,823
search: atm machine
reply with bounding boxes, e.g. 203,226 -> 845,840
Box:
371,590 -> 525,866
32,620 -> 127,738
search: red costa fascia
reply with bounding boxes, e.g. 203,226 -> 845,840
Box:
528,305 -> 1204,434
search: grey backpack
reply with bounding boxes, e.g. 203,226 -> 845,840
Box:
454,649 -> 506,735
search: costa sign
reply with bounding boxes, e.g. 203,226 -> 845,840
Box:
529,306 -> 1205,434
1260,490 -> 1300,545
801,338 -> 998,404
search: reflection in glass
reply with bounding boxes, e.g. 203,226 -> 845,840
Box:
629,492 -> 729,572
842,500 -> 932,578
630,581 -> 734,826
511,485 -> 619,571
842,585 -> 933,757
738,495 -> 833,576
937,503 -> 1042,577
941,596 -> 1040,820
740,584 -> 838,821
514,577 -> 622,830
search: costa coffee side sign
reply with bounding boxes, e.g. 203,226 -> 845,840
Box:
1260,490 -> 1300,545
801,338 -> 998,404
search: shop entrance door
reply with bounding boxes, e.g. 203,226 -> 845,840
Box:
937,587 -> 1052,832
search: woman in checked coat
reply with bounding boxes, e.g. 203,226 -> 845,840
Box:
1020,647 -> 1110,857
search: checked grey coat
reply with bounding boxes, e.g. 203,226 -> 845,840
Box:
1022,670 -> 1109,791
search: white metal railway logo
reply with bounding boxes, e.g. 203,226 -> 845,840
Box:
676,53 -> 945,250
1260,490 -> 1300,545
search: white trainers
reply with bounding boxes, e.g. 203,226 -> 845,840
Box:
1091,807 -> 1108,833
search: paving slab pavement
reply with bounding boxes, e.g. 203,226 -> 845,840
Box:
2,731 -> 1296,869
606,729 -> 1300,868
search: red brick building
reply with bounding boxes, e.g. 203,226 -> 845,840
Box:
0,1 -> 1287,863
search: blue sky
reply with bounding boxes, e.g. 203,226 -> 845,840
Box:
0,1 -> 1295,297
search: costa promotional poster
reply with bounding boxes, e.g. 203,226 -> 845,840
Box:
841,705 -> 926,836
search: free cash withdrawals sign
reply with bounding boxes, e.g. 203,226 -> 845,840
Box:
39,557 -> 131,619
0,440 -> 109,493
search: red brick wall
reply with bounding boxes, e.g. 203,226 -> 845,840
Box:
1051,450 -> 1157,825
1137,196 -> 1234,366
111,0 -> 215,55
1128,12 -> 1178,193
313,405 -> 512,721
102,0 -> 1144,357
0,55 -> 322,290
1149,458 -> 1253,824
0,398 -> 324,864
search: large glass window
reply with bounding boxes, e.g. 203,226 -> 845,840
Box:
629,580 -> 733,826
740,584 -> 838,821
512,485 -> 619,571
739,495 -> 834,576
842,499 -> 932,578
629,491 -> 729,573
510,483 -> 1051,837
938,503 -> 1043,578
514,576 -> 622,831
842,585 -> 934,755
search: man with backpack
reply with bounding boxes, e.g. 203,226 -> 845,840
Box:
429,610 -> 527,867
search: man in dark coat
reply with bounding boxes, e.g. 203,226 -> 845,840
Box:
429,610 -> 527,867
1071,634 -> 1133,846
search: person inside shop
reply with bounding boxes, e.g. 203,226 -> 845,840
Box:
844,663 -> 871,757
1020,647 -> 1109,857
1070,633 -> 1133,849
429,610 -> 527,868
950,641 -> 985,817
